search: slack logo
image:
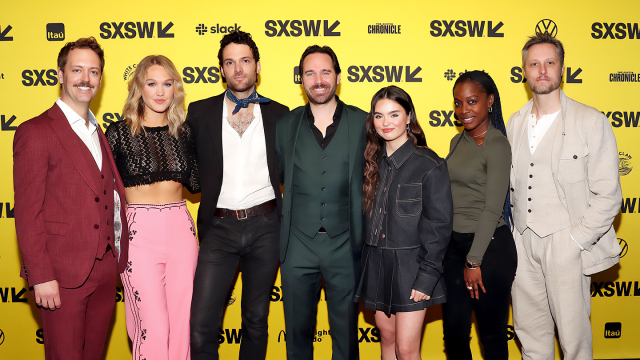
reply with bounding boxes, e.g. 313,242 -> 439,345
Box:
604,322 -> 621,338
265,20 -> 340,37
46,23 -> 65,41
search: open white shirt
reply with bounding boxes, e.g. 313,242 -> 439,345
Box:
527,108 -> 583,250
217,100 -> 275,210
56,98 -> 102,170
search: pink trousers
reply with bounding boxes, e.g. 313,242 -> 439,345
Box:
121,201 -> 199,360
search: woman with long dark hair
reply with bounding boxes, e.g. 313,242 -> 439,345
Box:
442,70 -> 517,359
355,85 -> 453,360
106,55 -> 199,360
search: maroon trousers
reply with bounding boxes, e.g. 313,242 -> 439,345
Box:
34,250 -> 117,360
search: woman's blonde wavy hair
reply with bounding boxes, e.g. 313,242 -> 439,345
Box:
122,55 -> 185,137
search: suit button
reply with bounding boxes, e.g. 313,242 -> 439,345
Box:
321,217 -> 325,221
529,174 -> 533,178
530,163 -> 534,167
95,197 -> 100,202
528,209 -> 531,213
105,205 -> 108,210
510,204 -> 514,207
321,187 -> 325,191
528,186 -> 532,189
510,188 -> 514,191
104,190 -> 107,195
107,220 -> 109,225
94,224 -> 99,229
573,155 -> 578,159
107,236 -> 111,240
321,156 -> 326,160
322,171 -> 326,175
528,198 -> 531,201
321,202 -> 326,206
101,175 -> 105,179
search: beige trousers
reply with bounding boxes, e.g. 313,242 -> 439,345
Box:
511,227 -> 592,360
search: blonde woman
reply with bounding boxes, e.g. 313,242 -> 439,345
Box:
106,55 -> 199,360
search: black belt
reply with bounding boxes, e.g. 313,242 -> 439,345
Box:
214,199 -> 277,220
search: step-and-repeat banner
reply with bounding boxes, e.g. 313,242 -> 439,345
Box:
1,0 -> 638,359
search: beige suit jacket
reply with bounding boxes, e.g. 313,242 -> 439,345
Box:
507,90 -> 622,275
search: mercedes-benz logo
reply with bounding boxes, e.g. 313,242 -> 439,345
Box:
618,238 -> 628,258
536,19 -> 558,37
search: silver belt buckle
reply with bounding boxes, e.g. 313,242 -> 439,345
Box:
236,208 -> 248,220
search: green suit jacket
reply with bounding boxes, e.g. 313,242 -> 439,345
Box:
275,102 -> 367,263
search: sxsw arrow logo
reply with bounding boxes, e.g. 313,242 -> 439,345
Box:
567,67 -> 582,83
488,21 -> 504,37
0,25 -> 13,41
0,287 -> 28,303
265,20 -> 340,37
346,65 -> 422,83
1,115 -> 17,131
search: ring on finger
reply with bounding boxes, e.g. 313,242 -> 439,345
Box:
467,286 -> 473,290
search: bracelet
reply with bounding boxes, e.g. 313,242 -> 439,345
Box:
465,261 -> 480,270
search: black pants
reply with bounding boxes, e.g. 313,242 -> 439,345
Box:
190,210 -> 280,360
442,225 -> 517,360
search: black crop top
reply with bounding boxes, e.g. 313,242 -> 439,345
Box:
105,120 -> 200,193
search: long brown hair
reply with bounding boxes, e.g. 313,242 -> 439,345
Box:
363,86 -> 427,214
122,55 -> 186,137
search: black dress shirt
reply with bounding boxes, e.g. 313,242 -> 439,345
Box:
304,96 -> 344,150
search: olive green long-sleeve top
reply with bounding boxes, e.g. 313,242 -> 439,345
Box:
446,124 -> 511,264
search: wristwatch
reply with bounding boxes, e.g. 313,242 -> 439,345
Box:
465,261 -> 480,270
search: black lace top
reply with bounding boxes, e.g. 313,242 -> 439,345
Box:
105,120 -> 200,193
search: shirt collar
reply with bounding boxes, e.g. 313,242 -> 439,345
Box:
305,95 -> 344,125
384,138 -> 413,169
56,98 -> 98,130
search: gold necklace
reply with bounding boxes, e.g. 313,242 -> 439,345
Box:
469,129 -> 488,139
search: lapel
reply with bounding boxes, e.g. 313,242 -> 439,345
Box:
205,94 -> 225,165
511,100 -> 533,177
551,90 -> 569,173
259,95 -> 278,181
48,103 -> 102,196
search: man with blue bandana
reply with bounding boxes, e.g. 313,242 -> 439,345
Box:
187,30 -> 289,360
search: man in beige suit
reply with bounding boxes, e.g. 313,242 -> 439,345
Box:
507,32 -> 622,360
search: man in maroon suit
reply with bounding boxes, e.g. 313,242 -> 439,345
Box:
13,37 -> 129,360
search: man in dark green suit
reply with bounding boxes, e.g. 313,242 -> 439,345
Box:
275,45 -> 366,360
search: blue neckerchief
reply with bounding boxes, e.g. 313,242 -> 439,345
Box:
226,88 -> 271,115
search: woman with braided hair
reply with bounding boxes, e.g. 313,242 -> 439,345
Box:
442,70 -> 517,359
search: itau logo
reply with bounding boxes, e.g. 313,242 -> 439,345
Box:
604,322 -> 621,338
535,19 -> 557,37
293,66 -> 301,84
46,23 -> 65,41
619,152 -> 633,176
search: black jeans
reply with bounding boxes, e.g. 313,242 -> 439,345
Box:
190,210 -> 280,360
442,225 -> 517,360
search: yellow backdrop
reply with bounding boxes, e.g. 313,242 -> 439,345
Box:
1,0 -> 638,359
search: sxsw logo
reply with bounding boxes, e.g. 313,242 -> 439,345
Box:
46,23 -> 65,41
102,112 -> 124,129
182,66 -> 221,84
0,25 -> 13,41
621,198 -> 640,213
36,329 -> 44,344
195,23 -> 242,35
591,281 -> 640,297
591,23 -> 640,39
603,111 -> 640,128
22,69 -> 58,86
271,285 -> 285,302
0,328 -> 4,345
1,115 -> 17,131
265,20 -> 340,37
430,20 -> 504,37
218,329 -> 242,344
510,66 -> 583,83
115,287 -> 125,302
99,21 -> 174,39
0,287 -> 28,303
358,327 -> 380,343
0,203 -> 14,217
428,110 -> 461,127
347,66 -> 422,83
604,322 -> 621,338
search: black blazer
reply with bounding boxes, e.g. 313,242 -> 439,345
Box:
185,93 -> 289,239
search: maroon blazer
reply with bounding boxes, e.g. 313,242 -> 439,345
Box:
13,103 -> 129,288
